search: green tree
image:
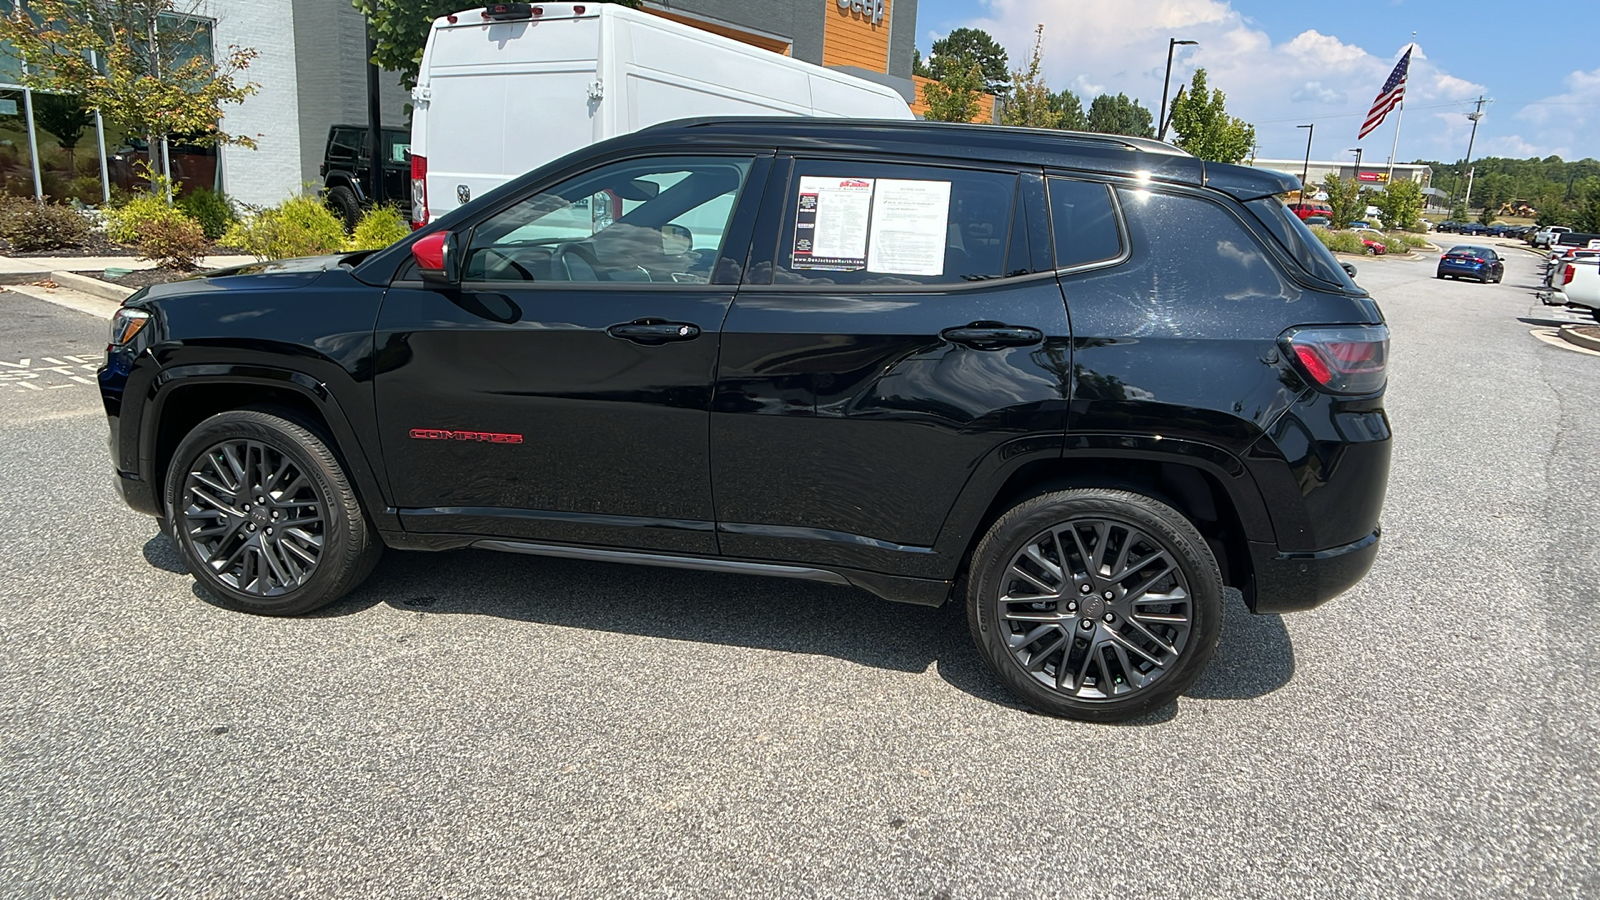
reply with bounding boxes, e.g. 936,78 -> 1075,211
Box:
1449,199 -> 1468,222
912,48 -> 931,78
1167,69 -> 1254,163
928,27 -> 1009,99
1573,184 -> 1600,233
0,0 -> 260,169
1476,204 -> 1496,226
1374,179 -> 1423,231
352,0 -> 640,89
1322,174 -> 1362,228
1049,89 -> 1086,130
921,62 -> 983,123
1000,25 -> 1059,129
1086,93 -> 1153,138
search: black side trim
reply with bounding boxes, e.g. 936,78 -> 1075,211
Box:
405,506 -> 715,532
474,539 -> 851,586
716,521 -> 935,554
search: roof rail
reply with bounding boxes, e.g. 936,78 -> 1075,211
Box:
661,117 -> 1192,156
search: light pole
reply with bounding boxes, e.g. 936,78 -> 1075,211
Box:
1157,38 -> 1198,142
1349,148 -> 1364,223
1296,124 -> 1314,199
1462,96 -> 1486,212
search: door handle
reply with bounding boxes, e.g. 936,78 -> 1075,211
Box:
941,323 -> 1044,350
606,319 -> 701,344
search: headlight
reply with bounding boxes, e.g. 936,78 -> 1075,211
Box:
109,307 -> 150,347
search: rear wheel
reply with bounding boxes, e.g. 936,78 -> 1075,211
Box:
326,185 -> 361,230
966,489 -> 1223,722
164,410 -> 381,616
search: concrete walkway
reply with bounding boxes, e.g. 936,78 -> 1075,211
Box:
0,254 -> 256,275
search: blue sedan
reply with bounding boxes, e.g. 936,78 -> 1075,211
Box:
1437,246 -> 1504,283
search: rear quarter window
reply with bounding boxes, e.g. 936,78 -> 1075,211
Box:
1046,178 -> 1123,270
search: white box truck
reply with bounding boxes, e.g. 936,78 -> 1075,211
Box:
409,2 -> 915,225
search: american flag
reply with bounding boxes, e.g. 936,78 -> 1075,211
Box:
1359,47 -> 1411,139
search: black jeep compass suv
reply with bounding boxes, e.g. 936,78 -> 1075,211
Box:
100,119 -> 1390,721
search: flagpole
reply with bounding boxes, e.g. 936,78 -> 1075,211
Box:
1386,37 -> 1414,184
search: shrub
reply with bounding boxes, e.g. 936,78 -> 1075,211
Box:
220,194 -> 347,260
105,188 -> 177,244
1394,232 -> 1429,250
1379,235 -> 1407,255
0,196 -> 90,251
1309,226 -> 1364,255
135,215 -> 210,270
177,187 -> 235,240
347,204 -> 410,251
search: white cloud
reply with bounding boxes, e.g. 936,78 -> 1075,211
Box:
954,0 -> 1533,161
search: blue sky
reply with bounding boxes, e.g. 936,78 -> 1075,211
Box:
915,0 -> 1599,164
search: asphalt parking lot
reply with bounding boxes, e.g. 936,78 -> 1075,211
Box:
1,244 -> 1596,899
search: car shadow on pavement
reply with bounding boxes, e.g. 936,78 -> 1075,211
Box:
160,536 -> 1295,718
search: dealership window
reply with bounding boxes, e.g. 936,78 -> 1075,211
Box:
0,3 -> 219,202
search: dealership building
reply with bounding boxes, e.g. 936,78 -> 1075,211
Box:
2,1 -> 922,208
1245,158 -> 1433,191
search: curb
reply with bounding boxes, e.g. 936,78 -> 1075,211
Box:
1559,324 -> 1600,353
50,270 -> 135,302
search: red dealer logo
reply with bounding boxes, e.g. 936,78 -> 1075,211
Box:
409,428 -> 524,444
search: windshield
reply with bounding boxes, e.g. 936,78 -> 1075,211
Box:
1245,196 -> 1360,292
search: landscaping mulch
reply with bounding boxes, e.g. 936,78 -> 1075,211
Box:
72,268 -> 200,290
0,232 -> 135,258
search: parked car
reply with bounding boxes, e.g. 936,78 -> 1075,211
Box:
1303,215 -> 1332,227
99,118 -> 1391,722
1542,247 -> 1600,287
1457,222 -> 1489,236
1289,201 -> 1334,221
1354,228 -> 1389,255
1347,220 -> 1372,230
1436,245 -> 1504,282
1531,226 -> 1572,248
320,124 -> 411,228
409,1 -> 913,226
1540,257 -> 1600,321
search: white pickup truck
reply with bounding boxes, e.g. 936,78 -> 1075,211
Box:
1542,256 -> 1600,322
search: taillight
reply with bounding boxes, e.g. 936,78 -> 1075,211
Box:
411,153 -> 428,229
1282,325 -> 1389,395
1564,265 -> 1576,286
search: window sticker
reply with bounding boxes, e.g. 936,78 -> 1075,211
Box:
791,176 -> 874,270
867,179 -> 952,276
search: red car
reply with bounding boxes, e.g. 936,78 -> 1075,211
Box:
1290,201 -> 1333,221
1354,229 -> 1389,255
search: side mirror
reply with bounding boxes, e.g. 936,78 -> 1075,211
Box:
413,230 -> 461,287
1341,261 -> 1358,279
662,223 -> 692,255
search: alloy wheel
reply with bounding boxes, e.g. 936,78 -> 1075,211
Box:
994,517 -> 1193,701
179,439 -> 326,596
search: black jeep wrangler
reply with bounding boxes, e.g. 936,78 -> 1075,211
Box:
319,124 -> 411,228
101,119 -> 1390,721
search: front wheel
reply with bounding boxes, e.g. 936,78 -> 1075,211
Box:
164,410 -> 382,616
966,489 -> 1223,722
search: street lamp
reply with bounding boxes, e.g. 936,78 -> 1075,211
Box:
1157,38 -> 1198,142
1349,147 -> 1364,219
1296,124 -> 1314,199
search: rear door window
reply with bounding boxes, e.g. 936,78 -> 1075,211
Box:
760,160 -> 1023,286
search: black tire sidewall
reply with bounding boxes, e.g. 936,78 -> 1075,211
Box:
966,489 -> 1224,722
328,185 -> 360,229
164,411 -> 367,616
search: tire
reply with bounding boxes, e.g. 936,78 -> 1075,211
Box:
965,488 -> 1224,722
164,409 -> 382,616
1437,273 -> 1447,279
326,184 -> 361,230
1591,308 -> 1600,324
